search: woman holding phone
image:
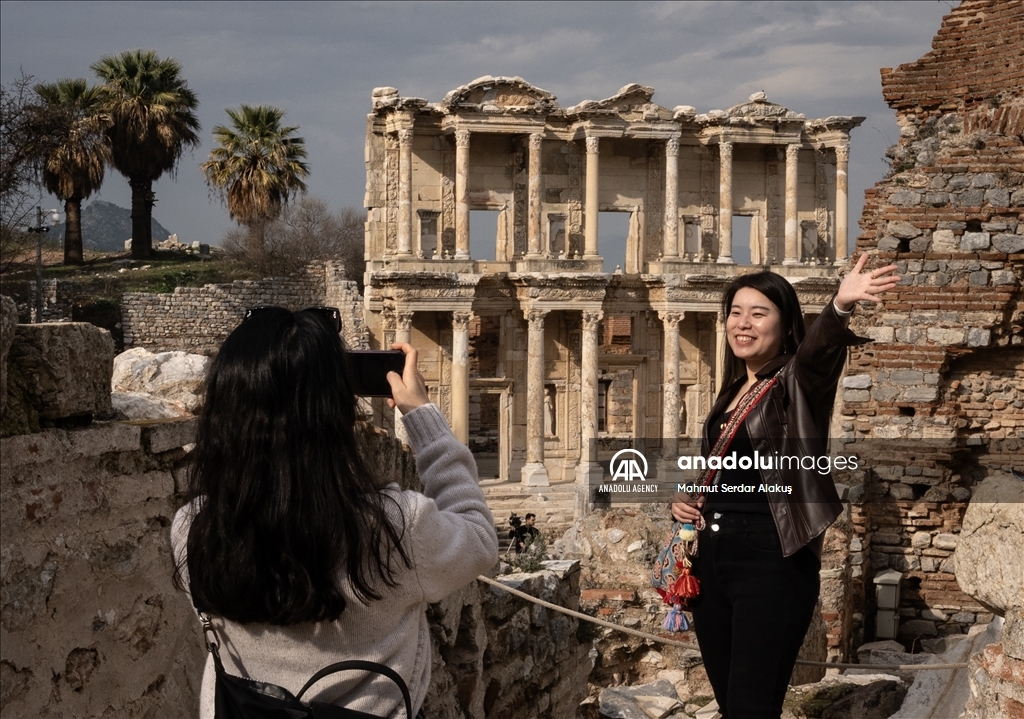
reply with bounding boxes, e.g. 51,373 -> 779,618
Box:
670,255 -> 899,718
172,306 -> 498,717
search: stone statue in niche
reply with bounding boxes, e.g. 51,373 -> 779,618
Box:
544,385 -> 556,437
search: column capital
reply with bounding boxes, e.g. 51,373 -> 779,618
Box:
397,128 -> 414,145
658,310 -> 685,328
528,132 -> 544,151
835,143 -> 850,164
666,135 -> 681,156
454,128 -> 471,148
719,140 -> 733,160
585,136 -> 600,154
786,143 -> 801,161
394,309 -> 414,331
526,308 -> 549,330
451,310 -> 472,331
581,310 -> 604,329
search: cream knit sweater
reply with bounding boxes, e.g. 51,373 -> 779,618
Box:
171,404 -> 499,717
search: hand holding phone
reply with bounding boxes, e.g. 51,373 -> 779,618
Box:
386,343 -> 430,414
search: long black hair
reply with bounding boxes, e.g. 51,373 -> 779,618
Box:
174,307 -> 409,625
719,272 -> 806,395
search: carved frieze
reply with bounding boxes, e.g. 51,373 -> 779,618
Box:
385,134 -> 399,252
700,146 -> 717,258
815,148 -> 831,261
765,147 -> 782,265
566,141 -> 583,257
646,145 -> 663,261
441,136 -> 455,256
567,327 -> 581,452
512,140 -> 527,258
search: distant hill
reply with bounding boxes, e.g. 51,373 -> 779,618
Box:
49,200 -> 173,253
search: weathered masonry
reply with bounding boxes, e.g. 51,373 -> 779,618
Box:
363,79 -> 863,506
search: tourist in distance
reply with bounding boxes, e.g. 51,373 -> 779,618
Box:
171,307 -> 498,718
670,254 -> 900,718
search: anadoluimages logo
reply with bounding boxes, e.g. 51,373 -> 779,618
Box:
609,448 -> 648,482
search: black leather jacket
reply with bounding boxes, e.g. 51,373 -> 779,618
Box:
698,300 -> 869,557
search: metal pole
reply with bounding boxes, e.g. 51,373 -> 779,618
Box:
34,206 -> 43,323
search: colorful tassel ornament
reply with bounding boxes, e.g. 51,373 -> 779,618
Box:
662,603 -> 689,632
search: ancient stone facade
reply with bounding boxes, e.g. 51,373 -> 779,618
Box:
838,0 -> 1024,653
120,262 -> 366,354
363,78 -> 862,511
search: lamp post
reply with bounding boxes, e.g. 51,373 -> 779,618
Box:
27,206 -> 61,323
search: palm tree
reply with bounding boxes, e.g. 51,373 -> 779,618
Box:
33,78 -> 110,264
91,50 -> 199,259
201,104 -> 309,257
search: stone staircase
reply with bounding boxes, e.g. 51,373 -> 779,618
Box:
480,477 -> 578,550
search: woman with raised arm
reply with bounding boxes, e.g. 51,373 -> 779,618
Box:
171,306 -> 498,718
670,256 -> 899,718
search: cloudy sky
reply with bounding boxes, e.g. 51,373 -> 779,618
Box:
2,1 -> 950,252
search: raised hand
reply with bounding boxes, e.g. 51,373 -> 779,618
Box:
386,342 -> 431,413
836,254 -> 901,312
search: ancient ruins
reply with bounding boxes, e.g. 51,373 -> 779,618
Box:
362,79 -> 861,510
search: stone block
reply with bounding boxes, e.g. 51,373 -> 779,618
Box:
967,328 -> 991,347
904,386 -> 939,403
959,189 -> 985,207
926,327 -> 965,345
911,531 -> 932,549
924,192 -> 950,206
844,389 -> 870,403
954,474 -> 1024,614
968,270 -> 990,286
877,237 -> 901,252
933,533 -> 959,551
890,370 -> 924,385
887,221 -> 922,239
960,232 -> 990,251
984,188 -> 1009,207
1011,188 -> 1024,206
992,233 -> 1024,254
930,230 -> 957,252
863,326 -> 895,343
843,374 -> 872,389
898,619 -> 938,637
890,191 -> 921,206
948,175 -> 970,191
970,173 -> 996,188
990,270 -> 1016,286
909,237 -> 930,252
139,417 -> 198,454
895,327 -> 923,344
872,385 -> 901,402
8,323 -> 114,420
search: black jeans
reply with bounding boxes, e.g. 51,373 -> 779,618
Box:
691,512 -> 820,719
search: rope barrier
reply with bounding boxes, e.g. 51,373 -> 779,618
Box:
476,574 -> 969,672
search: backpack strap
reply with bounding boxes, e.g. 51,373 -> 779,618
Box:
297,660 -> 413,719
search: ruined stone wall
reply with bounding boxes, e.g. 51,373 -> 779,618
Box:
840,0 -> 1024,649
121,263 -> 366,354
0,419 -> 203,717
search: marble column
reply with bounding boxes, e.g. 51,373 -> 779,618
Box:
575,310 -> 603,513
835,143 -> 849,263
784,143 -> 801,265
454,129 -> 471,260
659,311 -> 684,457
397,129 -> 413,256
663,136 -> 680,259
527,132 -> 543,257
393,310 -> 414,444
717,141 -> 734,263
715,311 -> 726,395
584,136 -> 600,258
522,309 -> 550,486
451,311 -> 471,445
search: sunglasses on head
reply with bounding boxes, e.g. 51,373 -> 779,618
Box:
243,306 -> 342,334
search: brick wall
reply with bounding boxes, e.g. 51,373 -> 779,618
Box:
840,0 -> 1024,649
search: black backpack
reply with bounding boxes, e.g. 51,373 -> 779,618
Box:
201,613 -> 413,719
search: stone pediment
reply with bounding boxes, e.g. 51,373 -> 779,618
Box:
699,92 -> 806,125
440,76 -> 558,114
566,84 -> 671,121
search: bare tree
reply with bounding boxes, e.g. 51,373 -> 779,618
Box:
223,197 -> 365,286
1,72 -> 43,271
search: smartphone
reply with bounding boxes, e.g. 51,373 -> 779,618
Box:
346,350 -> 406,397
